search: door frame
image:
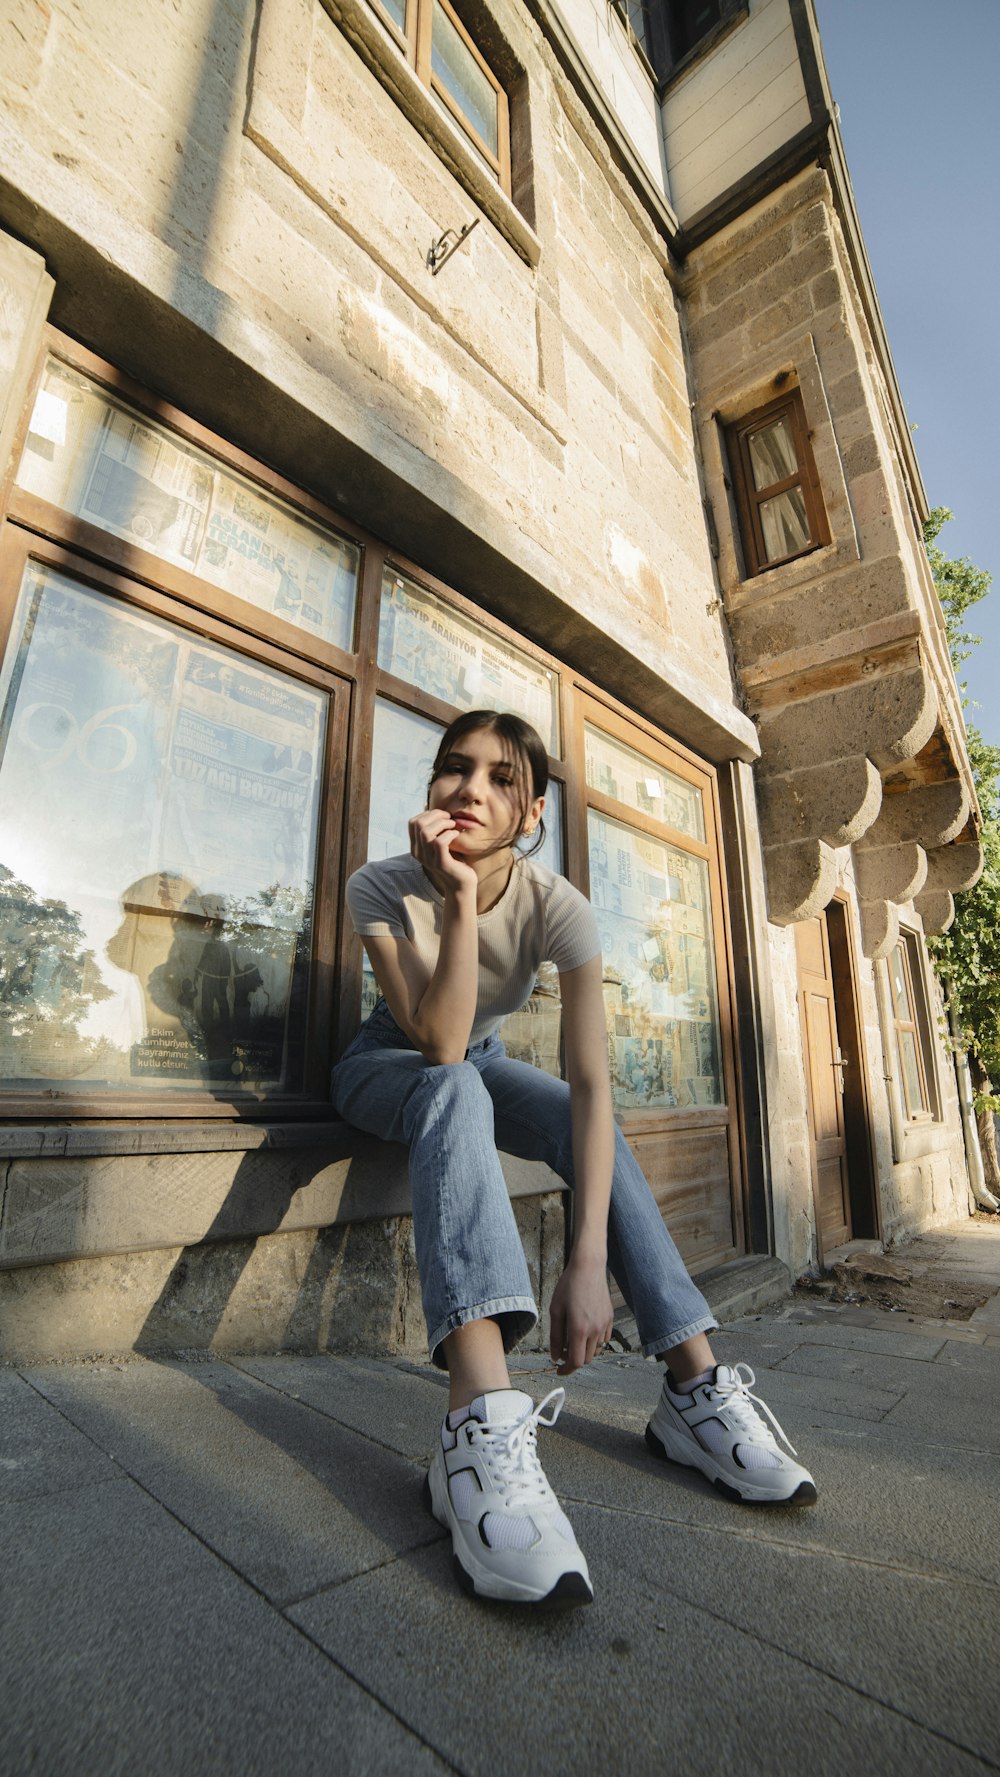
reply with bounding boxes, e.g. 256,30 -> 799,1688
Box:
825,894 -> 880,1251
796,894 -> 880,1266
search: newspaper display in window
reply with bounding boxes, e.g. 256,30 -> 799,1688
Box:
584,722 -> 705,841
0,564 -> 326,1093
377,570 -> 559,754
588,810 -> 722,1112
17,360 -> 360,653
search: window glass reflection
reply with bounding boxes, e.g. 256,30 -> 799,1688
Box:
588,809 -> 722,1111
18,360 -> 359,653
0,565 -> 326,1093
759,487 -> 810,563
585,722 -> 705,840
748,415 -> 797,490
431,0 -> 499,154
377,569 -> 560,755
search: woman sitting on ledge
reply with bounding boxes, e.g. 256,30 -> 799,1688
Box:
332,708 -> 816,1609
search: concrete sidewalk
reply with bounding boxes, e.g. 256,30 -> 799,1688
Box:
3,1222 -> 999,1777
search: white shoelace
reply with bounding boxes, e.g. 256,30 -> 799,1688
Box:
472,1387 -> 566,1508
705,1364 -> 799,1457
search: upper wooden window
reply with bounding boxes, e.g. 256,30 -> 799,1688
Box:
366,0 -> 511,191
612,0 -> 745,83
725,388 -> 829,578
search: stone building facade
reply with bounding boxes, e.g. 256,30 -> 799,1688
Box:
0,0 -> 982,1360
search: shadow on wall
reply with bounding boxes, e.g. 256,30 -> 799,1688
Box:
161,0 -> 261,318
132,1146 -> 429,1363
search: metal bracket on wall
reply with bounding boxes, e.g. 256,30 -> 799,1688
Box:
427,218 -> 479,274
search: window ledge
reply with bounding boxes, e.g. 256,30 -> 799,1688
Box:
0,1124 -> 563,1270
726,537 -> 857,607
892,1118 -> 951,1164
0,1121 -> 353,1160
319,0 -> 541,268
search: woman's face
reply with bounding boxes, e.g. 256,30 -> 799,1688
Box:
428,726 -> 544,858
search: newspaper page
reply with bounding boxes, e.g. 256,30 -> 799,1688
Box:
377,571 -> 559,754
17,359 -> 359,652
584,722 -> 705,840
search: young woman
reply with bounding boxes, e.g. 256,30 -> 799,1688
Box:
332,710 -> 816,1608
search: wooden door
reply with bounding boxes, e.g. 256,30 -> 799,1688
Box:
795,912 -> 852,1249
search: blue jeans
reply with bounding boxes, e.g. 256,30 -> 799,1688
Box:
331,1000 -> 715,1367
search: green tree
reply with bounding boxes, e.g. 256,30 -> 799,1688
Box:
923,510 -> 1000,1196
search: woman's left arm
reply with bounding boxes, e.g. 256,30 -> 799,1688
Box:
548,955 -> 616,1374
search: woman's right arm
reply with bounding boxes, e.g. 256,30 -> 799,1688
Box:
360,809 -> 480,1064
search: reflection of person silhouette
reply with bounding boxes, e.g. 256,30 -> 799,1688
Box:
106,874 -> 262,1081
191,906 -> 237,1067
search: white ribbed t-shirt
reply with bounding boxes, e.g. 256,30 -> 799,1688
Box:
346,853 -> 602,1043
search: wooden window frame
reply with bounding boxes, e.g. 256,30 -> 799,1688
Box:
886,932 -> 937,1123
1,321 -> 742,1256
366,0 -> 511,192
571,691 -> 740,1137
725,387 -> 830,578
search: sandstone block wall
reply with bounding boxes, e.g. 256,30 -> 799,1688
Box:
0,1191 -> 567,1364
684,167 -> 979,949
0,0 -> 753,751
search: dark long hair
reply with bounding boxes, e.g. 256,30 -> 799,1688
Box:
428,710 -> 549,858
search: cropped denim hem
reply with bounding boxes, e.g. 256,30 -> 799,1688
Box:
427,1297 -> 538,1370
641,1312 -> 719,1360
333,998 -> 716,1369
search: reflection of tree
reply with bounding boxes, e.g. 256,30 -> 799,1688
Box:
0,864 -> 114,1076
221,882 -> 313,1085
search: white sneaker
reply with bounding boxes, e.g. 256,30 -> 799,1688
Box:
427,1388 -> 593,1607
646,1363 -> 818,1505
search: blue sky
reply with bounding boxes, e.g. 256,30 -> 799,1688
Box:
815,0 -> 1000,749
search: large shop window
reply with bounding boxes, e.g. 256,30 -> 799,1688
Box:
1,330 -> 743,1279
2,344 -> 353,1110
365,0 -> 511,190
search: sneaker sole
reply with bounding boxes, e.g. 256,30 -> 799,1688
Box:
645,1424 -> 818,1507
423,1473 -> 594,1608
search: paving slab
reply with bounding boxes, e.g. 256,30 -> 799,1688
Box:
621,1508 -> 1000,1764
788,1303 -> 989,1342
231,1350 -> 446,1460
290,1507 -> 988,1777
773,1340 -> 1000,1418
496,1352 -> 1000,1590
0,1475 -> 448,1777
582,1417 -> 997,1582
732,1319 -> 948,1361
929,1337 -> 1000,1377
24,1356 -> 443,1606
879,1377 -> 1000,1450
0,1369 -> 120,1502
6,1215 -> 998,1777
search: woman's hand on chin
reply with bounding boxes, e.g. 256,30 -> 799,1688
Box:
409,808 -> 478,893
